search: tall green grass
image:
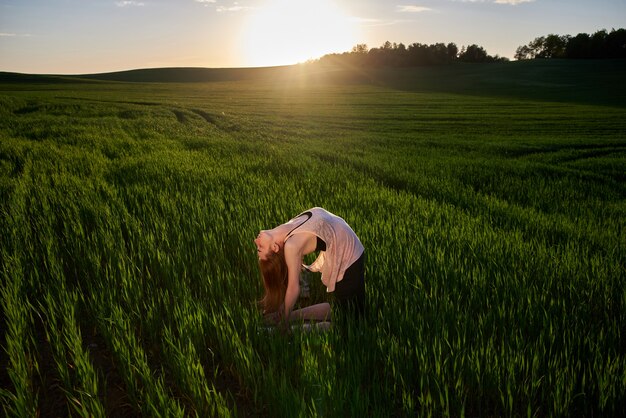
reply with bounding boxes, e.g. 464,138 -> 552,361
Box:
1,65 -> 625,416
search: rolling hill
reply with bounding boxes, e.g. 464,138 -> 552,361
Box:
1,59 -> 625,107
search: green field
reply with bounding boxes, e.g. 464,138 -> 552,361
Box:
1,60 -> 625,417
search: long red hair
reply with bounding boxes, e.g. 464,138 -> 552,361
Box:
258,247 -> 288,314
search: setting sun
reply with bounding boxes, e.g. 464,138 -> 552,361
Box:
240,0 -> 359,67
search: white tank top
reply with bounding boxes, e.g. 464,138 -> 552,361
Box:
285,207 -> 364,292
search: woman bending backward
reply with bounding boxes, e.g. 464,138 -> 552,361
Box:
254,207 -> 365,327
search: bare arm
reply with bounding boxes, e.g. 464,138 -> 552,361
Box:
282,237 -> 306,324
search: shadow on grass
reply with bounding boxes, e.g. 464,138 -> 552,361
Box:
352,59 -> 626,108
2,59 -> 625,108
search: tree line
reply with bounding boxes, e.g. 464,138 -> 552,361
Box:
314,28 -> 625,68
316,41 -> 508,67
515,28 -> 626,60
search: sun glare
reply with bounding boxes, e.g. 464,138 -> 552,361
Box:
241,0 -> 359,67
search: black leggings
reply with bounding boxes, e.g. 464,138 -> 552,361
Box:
333,252 -> 365,318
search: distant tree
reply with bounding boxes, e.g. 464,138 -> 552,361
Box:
542,34 -> 569,58
394,43 -> 409,66
365,46 -> 384,67
590,30 -> 608,58
447,43 -> 459,61
351,44 -> 369,54
430,43 -> 449,63
516,28 -> 626,60
407,43 -> 426,65
459,44 -> 489,62
526,36 -> 545,58
605,28 -> 626,58
521,34 -> 569,59
565,33 -> 592,58
515,44 -> 534,60
317,39 -> 505,67
492,55 -> 510,63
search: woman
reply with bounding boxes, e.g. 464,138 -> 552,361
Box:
254,207 -> 365,328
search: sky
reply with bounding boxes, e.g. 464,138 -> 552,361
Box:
1,0 -> 624,74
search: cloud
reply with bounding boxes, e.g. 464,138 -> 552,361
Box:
397,5 -> 432,13
215,2 -> 252,12
455,0 -> 535,3
194,0 -> 217,6
194,0 -> 250,12
0,32 -> 32,37
217,6 -> 250,12
493,0 -> 535,4
115,1 -> 145,7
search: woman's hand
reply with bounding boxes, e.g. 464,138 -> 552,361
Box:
263,310 -> 281,325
